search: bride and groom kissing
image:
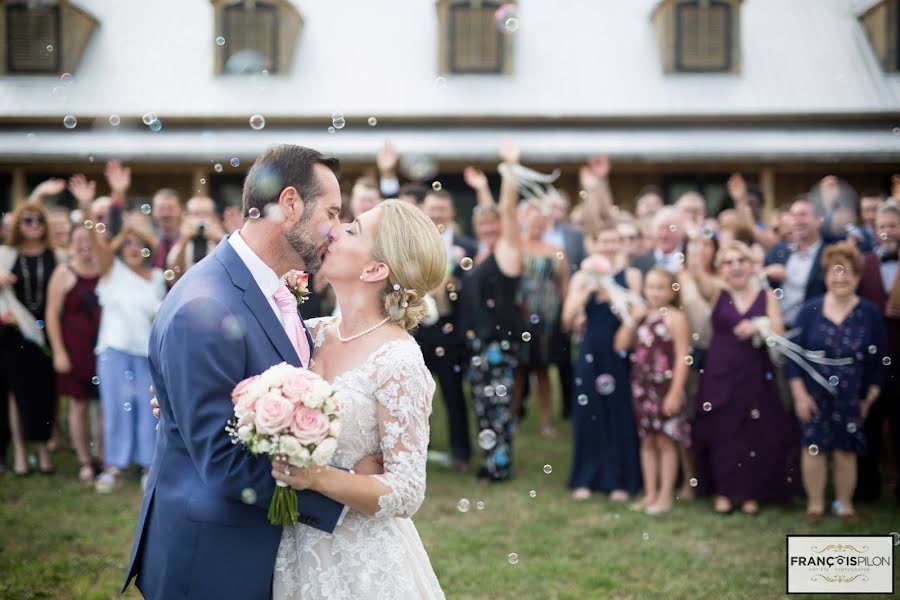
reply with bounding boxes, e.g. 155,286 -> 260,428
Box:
122,144 -> 452,599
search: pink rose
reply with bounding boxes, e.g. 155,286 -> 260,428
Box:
281,372 -> 314,402
291,406 -> 331,446
232,375 -> 259,406
254,393 -> 295,435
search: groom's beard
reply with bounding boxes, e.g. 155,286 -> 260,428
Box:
286,213 -> 323,274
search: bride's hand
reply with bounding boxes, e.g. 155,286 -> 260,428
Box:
272,459 -> 323,491
353,453 -> 384,476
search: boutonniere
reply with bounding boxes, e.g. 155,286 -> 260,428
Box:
283,270 -> 311,305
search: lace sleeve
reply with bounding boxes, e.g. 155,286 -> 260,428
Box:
303,316 -> 336,349
371,343 -> 435,519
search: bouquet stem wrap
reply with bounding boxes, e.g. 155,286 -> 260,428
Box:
269,480 -> 298,526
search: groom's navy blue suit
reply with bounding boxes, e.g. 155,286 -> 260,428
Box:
124,238 -> 326,600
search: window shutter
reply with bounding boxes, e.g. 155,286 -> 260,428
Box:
223,1 -> 277,73
449,2 -> 503,73
676,1 -> 731,71
6,3 -> 60,73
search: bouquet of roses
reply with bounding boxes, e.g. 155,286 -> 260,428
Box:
226,362 -> 341,526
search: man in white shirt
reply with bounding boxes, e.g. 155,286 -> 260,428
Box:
631,206 -> 685,274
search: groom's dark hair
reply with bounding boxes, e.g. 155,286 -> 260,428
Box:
242,144 -> 341,218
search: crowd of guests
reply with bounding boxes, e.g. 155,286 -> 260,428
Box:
1,147 -> 898,525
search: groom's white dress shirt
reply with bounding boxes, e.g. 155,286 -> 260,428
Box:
230,231 -> 284,327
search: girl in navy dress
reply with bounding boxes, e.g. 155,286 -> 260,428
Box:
789,243 -> 888,524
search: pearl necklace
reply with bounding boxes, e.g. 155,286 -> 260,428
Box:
337,316 -> 391,343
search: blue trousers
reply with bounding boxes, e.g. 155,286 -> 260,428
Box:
97,348 -> 157,469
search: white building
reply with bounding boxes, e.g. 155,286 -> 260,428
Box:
1,0 -> 899,213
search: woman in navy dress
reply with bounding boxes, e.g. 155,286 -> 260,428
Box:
693,241 -> 798,515
562,225 -> 642,501
789,243 -> 887,524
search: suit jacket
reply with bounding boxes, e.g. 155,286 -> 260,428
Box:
124,239 -> 338,600
764,241 -> 827,303
631,251 -> 656,275
858,251 -> 900,364
560,224 -> 585,275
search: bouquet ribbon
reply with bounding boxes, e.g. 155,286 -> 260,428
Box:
751,317 -> 852,395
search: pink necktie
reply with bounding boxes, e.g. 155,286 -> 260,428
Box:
273,283 -> 311,366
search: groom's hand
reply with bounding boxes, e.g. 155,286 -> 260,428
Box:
353,453 -> 384,476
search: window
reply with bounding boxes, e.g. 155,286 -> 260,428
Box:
652,0 -> 741,74
6,1 -> 60,73
437,0 -> 514,75
212,0 -> 302,76
859,0 -> 899,73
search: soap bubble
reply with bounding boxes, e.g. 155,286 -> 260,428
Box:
241,488 -> 257,504
457,498 -> 470,512
883,356 -> 893,366
521,332 -> 532,342
109,115 -> 121,127
249,114 -> 265,130
141,247 -> 151,258
142,112 -> 156,125
230,157 -> 240,168
432,181 -> 443,191
773,288 -> 784,300
507,553 -> 518,565
595,374 -> 615,395
477,429 -> 497,450
434,77 -> 447,88
703,402 -> 712,412
140,203 -> 152,215
164,270 -> 176,281
543,464 -> 552,474
63,115 -> 77,129
216,36 -> 226,46
149,119 -> 162,132
460,257 -> 473,270
94,223 -> 106,234
248,207 -> 261,219
368,117 -> 378,126
577,394 -> 589,406
332,111 -> 345,129
214,163 -> 223,173
529,490 -> 537,498
808,444 -> 820,456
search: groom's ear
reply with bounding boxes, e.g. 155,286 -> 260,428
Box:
278,186 -> 303,221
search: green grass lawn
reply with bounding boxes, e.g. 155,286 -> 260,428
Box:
2,385 -> 898,600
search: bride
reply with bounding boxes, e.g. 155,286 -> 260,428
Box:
270,199 -> 448,599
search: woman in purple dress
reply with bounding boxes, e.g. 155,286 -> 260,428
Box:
693,241 -> 798,515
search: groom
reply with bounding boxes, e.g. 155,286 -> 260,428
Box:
124,145 -> 382,599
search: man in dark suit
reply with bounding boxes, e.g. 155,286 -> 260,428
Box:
417,189 -> 475,471
856,200 -> 900,502
630,206 -> 686,275
764,196 -> 828,327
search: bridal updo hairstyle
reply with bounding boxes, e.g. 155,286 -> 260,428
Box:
372,200 -> 447,331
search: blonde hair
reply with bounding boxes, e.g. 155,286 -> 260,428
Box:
110,222 -> 158,256
715,240 -> 754,269
372,200 -> 447,330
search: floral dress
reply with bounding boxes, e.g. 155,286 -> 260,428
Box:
630,313 -> 690,444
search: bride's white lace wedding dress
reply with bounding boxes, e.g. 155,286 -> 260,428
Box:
273,316 -> 445,599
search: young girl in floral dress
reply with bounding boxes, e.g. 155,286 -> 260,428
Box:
615,268 -> 691,514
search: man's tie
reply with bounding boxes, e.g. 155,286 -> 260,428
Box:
273,283 -> 311,366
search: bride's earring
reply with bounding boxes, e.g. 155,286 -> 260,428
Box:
359,275 -> 365,281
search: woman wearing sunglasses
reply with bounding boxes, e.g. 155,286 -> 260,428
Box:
0,202 -> 62,476
690,241 -> 798,516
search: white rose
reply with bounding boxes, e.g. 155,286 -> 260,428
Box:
293,446 -> 311,466
301,383 -> 328,410
243,378 -> 270,400
323,395 -> 339,416
255,439 -> 272,455
329,420 -> 342,438
237,425 -> 253,442
311,438 -> 338,466
260,362 -> 294,389
279,435 -> 302,457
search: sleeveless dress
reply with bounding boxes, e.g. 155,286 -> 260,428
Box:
458,253 -> 523,481
58,266 -> 101,400
517,253 -> 562,368
693,290 -> 798,503
274,317 -> 445,600
631,313 -> 690,443
567,270 -> 642,493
